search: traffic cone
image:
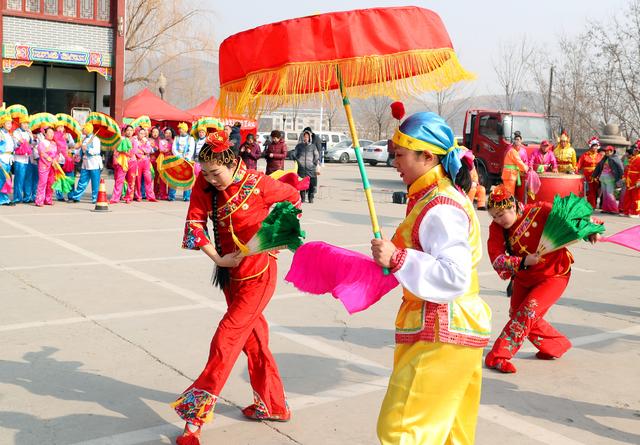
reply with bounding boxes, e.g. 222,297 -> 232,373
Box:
92,178 -> 110,212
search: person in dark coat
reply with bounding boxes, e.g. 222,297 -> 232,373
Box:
264,130 -> 287,175
593,146 -> 624,213
294,130 -> 320,202
239,133 -> 262,170
229,122 -> 242,153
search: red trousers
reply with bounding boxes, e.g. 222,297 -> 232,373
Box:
486,274 -> 572,366
585,180 -> 599,209
621,186 -> 640,215
188,257 -> 287,418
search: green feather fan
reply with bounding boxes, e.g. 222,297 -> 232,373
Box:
239,202 -> 306,256
537,193 -> 605,255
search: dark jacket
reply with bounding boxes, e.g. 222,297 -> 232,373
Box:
229,126 -> 242,152
264,139 -> 287,174
239,141 -> 261,170
294,142 -> 320,177
593,154 -> 624,182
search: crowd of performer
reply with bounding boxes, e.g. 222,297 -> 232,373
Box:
470,131 -> 640,218
0,108 -> 322,207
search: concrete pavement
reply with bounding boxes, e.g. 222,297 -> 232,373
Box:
0,160 -> 638,444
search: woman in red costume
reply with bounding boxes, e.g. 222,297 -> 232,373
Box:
172,130 -> 301,445
484,185 -> 600,373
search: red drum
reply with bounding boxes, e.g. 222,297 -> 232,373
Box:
516,173 -> 584,204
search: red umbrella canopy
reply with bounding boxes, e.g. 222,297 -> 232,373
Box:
219,6 -> 473,115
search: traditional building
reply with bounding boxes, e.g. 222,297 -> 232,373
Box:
0,0 -> 125,120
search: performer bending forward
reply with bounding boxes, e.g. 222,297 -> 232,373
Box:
485,185 -> 599,373
172,131 -> 300,445
371,112 -> 491,445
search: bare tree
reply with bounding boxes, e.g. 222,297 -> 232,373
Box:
592,0 -> 640,140
355,96 -> 394,140
493,37 -> 535,109
323,94 -> 341,131
413,82 -> 476,127
125,0 -> 215,89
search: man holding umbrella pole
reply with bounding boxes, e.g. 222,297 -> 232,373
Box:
68,123 -> 102,204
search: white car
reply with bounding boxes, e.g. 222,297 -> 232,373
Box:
324,139 -> 373,163
363,140 -> 392,166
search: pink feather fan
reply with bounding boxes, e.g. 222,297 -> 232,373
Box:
285,241 -> 399,314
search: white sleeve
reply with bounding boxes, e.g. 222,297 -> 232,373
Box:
89,138 -> 101,154
393,204 -> 472,303
172,138 -> 179,156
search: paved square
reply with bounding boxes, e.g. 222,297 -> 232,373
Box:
1,160 -> 638,444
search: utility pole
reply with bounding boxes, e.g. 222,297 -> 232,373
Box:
546,66 -> 554,116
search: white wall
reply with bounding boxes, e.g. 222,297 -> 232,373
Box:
96,75 -> 111,114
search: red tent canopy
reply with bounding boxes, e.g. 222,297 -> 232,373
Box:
187,96 -> 258,143
186,96 -> 219,118
123,88 -> 195,122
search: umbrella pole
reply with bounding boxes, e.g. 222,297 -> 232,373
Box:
337,68 -> 389,275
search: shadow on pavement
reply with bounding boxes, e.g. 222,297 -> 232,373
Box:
557,296 -> 640,318
482,378 -> 640,444
321,211 -> 403,227
0,346 -> 179,444
612,274 -> 640,281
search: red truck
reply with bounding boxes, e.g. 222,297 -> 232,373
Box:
462,109 -> 555,188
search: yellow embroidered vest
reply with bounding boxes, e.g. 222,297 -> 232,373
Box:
392,166 -> 492,347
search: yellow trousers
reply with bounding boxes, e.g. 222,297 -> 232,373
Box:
377,341 -> 483,445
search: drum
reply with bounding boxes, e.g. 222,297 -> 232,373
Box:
516,172 -> 584,204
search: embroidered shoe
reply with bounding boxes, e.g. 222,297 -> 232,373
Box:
485,356 -> 517,373
242,404 -> 291,422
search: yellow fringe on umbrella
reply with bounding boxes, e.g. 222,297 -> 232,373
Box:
219,48 -> 474,117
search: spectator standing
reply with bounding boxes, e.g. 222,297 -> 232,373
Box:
239,134 -> 262,170
294,130 -> 320,202
264,130 -> 287,175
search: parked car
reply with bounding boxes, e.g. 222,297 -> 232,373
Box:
363,140 -> 392,166
256,132 -> 270,146
324,139 -> 373,163
316,132 -> 349,150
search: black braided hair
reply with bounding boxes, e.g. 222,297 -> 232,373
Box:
210,188 -> 230,289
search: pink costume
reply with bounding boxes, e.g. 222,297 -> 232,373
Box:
528,149 -> 558,173
155,137 -> 172,200
133,137 -> 156,201
110,137 -> 132,204
34,139 -> 58,206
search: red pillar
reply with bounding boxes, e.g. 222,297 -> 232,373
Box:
110,0 -> 125,121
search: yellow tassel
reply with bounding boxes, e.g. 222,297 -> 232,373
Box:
228,218 -> 250,255
219,48 -> 474,117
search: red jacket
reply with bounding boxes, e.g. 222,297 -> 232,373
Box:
487,202 -> 573,287
265,140 -> 287,174
182,161 -> 300,280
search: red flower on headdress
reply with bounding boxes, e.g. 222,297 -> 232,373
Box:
206,130 -> 232,152
390,101 -> 405,121
589,136 -> 600,146
489,184 -> 513,203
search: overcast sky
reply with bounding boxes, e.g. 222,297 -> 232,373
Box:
200,0 -> 629,96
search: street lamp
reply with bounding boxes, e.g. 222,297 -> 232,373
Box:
158,72 -> 167,100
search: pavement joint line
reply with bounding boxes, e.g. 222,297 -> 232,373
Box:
0,215 -> 389,377
0,255 -> 202,272
0,228 -> 179,239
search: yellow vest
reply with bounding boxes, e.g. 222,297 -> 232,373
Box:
391,166 -> 491,347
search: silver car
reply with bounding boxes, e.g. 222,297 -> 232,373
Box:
324,139 -> 373,163
363,140 -> 392,166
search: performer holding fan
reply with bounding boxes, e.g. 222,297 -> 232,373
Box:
171,130 -> 301,445
485,186 -> 603,373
